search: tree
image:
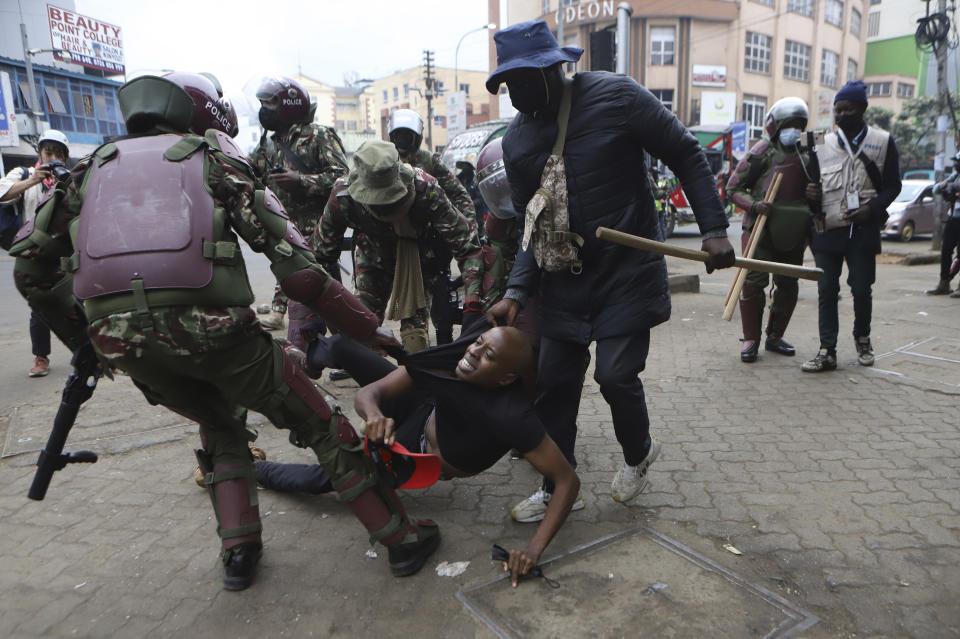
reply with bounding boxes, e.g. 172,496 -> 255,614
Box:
870,93 -> 960,171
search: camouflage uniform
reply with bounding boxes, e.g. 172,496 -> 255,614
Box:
403,148 -> 475,219
727,139 -> 812,350
11,130 -> 436,582
249,123 -> 348,318
313,167 -> 483,350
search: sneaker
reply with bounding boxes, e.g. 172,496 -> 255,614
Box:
611,436 -> 662,503
259,311 -> 285,331
801,349 -> 837,372
510,486 -> 585,523
856,336 -> 874,367
29,356 -> 50,377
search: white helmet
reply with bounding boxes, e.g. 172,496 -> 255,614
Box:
763,98 -> 808,140
388,109 -> 424,156
38,129 -> 70,157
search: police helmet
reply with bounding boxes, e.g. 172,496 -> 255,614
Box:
763,97 -> 809,140
476,137 -> 517,220
388,109 -> 424,156
256,77 -> 312,124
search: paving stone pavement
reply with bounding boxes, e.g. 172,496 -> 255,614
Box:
1,243 -> 958,638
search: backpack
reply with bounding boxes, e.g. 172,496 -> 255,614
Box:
0,168 -> 30,250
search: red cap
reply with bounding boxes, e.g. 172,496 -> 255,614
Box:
364,437 -> 442,489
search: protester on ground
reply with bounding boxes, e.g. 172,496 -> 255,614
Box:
484,20 -> 736,522
802,81 -> 902,372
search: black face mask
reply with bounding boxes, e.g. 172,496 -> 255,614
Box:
259,107 -> 282,131
390,130 -> 418,156
505,70 -> 550,114
836,113 -> 864,134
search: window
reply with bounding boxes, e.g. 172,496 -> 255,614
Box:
870,0 -> 880,4
866,81 -> 891,96
847,58 -> 858,82
788,0 -> 813,18
650,27 -> 675,66
542,0 -> 551,12
867,11 -> 880,37
393,87 -> 399,100
650,89 -> 674,112
821,50 -> 839,88
743,94 -> 766,141
459,83 -> 470,96
382,90 -> 388,103
745,32 -> 772,74
825,0 -> 844,27
784,40 -> 811,82
750,0 -> 774,6
403,84 -> 409,99
347,121 -> 358,131
897,82 -> 915,98
851,8 -> 861,37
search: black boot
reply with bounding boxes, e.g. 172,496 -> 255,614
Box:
765,336 -> 796,356
387,519 -> 441,577
223,541 -> 262,591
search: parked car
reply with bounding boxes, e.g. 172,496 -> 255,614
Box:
902,168 -> 935,181
882,179 -> 936,241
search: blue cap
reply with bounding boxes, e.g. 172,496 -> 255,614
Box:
834,80 -> 868,105
486,20 -> 583,94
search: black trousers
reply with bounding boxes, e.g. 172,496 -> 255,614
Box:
940,217 -> 960,280
30,312 -> 50,358
538,332 -> 652,493
813,232 -> 877,351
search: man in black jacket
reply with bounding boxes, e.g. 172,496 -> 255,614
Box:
486,20 -> 735,522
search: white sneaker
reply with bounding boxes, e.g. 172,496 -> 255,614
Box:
611,436 -> 661,503
510,486 -> 585,523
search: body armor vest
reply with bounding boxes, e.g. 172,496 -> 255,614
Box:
749,146 -> 811,252
72,134 -> 254,315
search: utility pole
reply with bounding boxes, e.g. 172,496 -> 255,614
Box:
933,0 -> 951,250
423,50 -> 435,152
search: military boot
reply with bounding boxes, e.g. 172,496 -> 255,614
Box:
765,295 -> 797,356
738,285 -> 763,363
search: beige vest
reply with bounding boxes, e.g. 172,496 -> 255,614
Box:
819,126 -> 889,230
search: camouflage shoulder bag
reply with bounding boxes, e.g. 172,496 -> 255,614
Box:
521,79 -> 583,273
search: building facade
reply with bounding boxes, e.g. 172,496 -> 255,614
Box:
488,0 -> 868,142
1,0 -> 124,168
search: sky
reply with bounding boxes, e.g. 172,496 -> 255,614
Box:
75,0 -> 495,113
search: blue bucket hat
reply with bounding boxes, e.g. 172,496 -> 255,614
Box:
486,20 -> 583,94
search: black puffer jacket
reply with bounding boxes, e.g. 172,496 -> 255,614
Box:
504,72 -> 728,343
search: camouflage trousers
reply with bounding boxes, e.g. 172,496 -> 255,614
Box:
108,328 -> 374,544
354,264 -> 438,352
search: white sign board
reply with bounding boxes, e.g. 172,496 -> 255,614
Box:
446,92 -> 467,136
47,4 -> 125,74
699,91 -> 737,126
0,72 -> 18,147
691,65 -> 727,87
816,90 -> 835,130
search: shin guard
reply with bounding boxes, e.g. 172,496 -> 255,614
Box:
195,449 -> 262,551
739,284 -> 764,343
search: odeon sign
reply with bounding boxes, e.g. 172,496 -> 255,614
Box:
556,0 -> 617,25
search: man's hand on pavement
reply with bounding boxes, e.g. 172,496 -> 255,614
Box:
486,298 -> 519,327
701,237 -> 736,274
502,546 -> 542,588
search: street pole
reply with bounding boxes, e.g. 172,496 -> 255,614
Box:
423,50 -> 434,152
455,24 -> 496,97
19,22 -> 42,134
615,3 -> 633,76
933,0 -> 949,251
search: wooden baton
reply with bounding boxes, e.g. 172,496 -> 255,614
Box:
721,172 -> 783,320
595,227 -> 823,282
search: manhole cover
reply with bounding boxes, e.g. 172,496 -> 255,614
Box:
457,526 -> 818,638
872,337 -> 960,391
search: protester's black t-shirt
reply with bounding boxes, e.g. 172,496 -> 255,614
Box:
402,324 -> 546,474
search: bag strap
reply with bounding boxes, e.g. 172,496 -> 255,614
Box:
551,79 -> 574,157
276,137 -> 311,175
857,153 -> 884,194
